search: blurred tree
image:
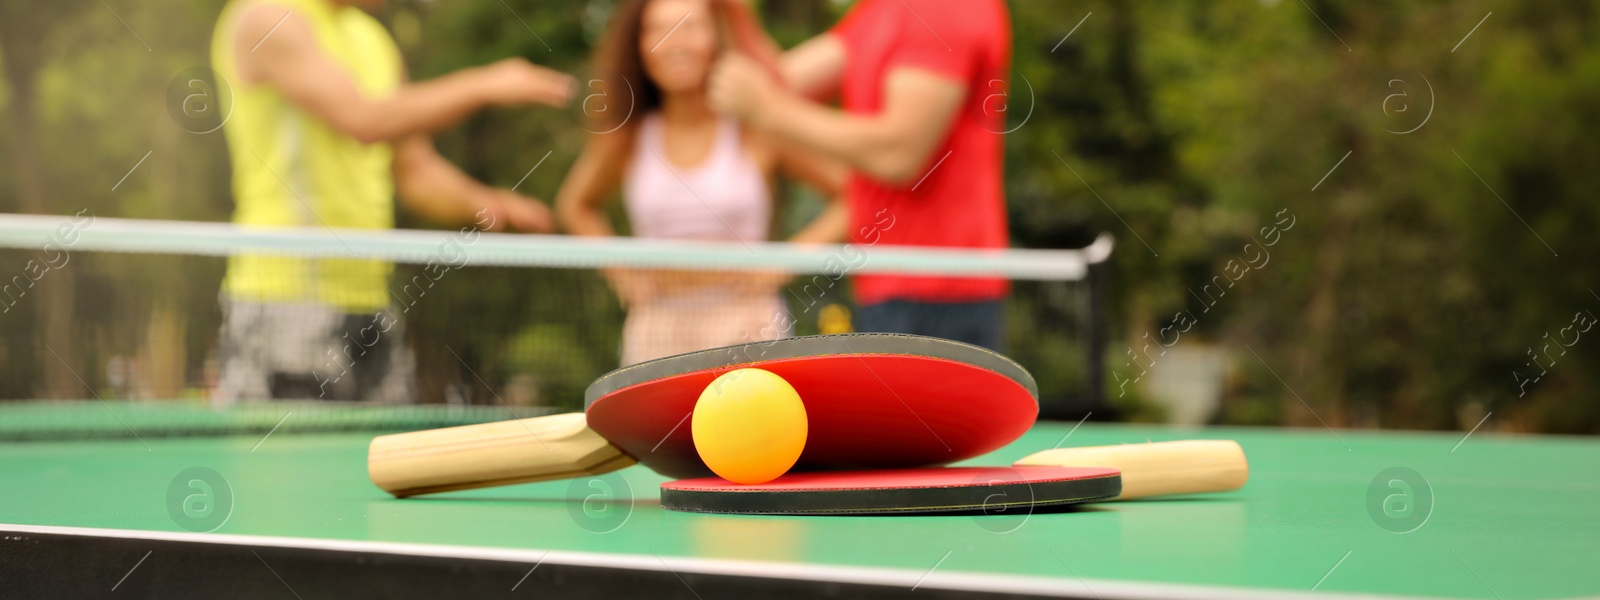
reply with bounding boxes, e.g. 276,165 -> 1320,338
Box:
0,1 -> 95,398
1009,0 -> 1599,432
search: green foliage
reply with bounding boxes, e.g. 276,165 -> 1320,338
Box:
1009,0 -> 1600,432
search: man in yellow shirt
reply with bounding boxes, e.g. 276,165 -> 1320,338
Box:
211,0 -> 571,403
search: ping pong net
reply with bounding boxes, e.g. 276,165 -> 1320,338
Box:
0,213 -> 1111,439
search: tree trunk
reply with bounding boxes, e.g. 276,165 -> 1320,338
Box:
1,37 -> 46,215
1297,195 -> 1351,429
1,11 -> 83,399
140,122 -> 188,399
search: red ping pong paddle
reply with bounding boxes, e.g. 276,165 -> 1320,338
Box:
368,333 -> 1038,497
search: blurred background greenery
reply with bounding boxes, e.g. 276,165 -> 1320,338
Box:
0,1 -> 1594,434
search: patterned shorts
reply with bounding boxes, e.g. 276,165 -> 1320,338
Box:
620,288 -> 789,366
213,297 -> 415,404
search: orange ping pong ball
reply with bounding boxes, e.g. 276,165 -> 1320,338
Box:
692,368 -> 808,485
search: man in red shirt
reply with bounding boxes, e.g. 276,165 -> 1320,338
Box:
710,0 -> 1012,350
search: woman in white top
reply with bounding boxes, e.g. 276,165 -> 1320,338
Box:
556,0 -> 847,365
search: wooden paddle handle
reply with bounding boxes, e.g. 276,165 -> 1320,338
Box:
1014,440 -> 1248,500
368,412 -> 635,498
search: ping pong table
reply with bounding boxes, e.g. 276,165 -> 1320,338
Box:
2,415 -> 1596,599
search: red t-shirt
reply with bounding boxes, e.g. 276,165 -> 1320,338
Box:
831,0 -> 1012,305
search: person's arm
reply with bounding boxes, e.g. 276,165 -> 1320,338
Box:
710,0 -> 783,81
711,0 -> 845,101
392,135 -> 553,232
553,132 -> 631,237
553,133 -> 662,305
773,145 -> 849,245
789,193 -> 848,245
781,36 -> 848,102
235,4 -> 572,144
711,57 -> 965,186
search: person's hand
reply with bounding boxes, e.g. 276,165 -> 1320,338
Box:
737,270 -> 792,295
474,189 -> 555,233
657,269 -> 789,295
708,52 -> 779,125
477,58 -> 575,108
603,267 -> 657,308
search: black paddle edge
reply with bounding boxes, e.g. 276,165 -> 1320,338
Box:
584,333 -> 1038,408
660,474 -> 1121,516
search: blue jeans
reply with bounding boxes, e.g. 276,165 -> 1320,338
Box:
854,299 -> 1006,352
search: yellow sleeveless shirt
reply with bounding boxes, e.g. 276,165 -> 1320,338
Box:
211,0 -> 401,312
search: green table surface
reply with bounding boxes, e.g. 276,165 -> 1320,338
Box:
3,422 -> 1597,599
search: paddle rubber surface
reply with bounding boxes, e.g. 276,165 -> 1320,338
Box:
660,466 -> 1122,515
584,334 -> 1039,479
